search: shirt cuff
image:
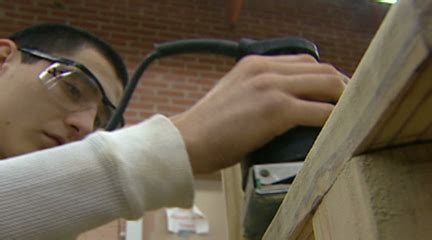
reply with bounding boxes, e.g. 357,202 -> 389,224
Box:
91,114 -> 195,219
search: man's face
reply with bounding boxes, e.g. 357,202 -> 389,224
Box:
0,42 -> 123,159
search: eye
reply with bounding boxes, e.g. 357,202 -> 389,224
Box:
63,81 -> 83,101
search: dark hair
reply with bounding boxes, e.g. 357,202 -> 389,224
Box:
9,23 -> 128,87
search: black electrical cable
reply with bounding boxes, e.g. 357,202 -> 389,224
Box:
106,37 -> 318,130
106,51 -> 160,130
105,39 -> 240,131
155,39 -> 239,58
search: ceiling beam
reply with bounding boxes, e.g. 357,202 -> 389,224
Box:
227,0 -> 244,25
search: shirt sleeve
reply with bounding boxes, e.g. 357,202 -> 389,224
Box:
0,114 -> 194,240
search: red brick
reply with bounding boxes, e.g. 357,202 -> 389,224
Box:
157,89 -> 185,98
170,82 -> 199,92
140,95 -> 169,104
157,104 -> 187,114
172,98 -> 197,107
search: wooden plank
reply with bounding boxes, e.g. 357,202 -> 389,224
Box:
195,172 -> 222,181
366,60 -> 432,150
312,155 -> 380,240
222,164 -> 245,240
295,219 -> 315,240
312,143 -> 432,240
400,91 -> 432,142
263,0 -> 431,239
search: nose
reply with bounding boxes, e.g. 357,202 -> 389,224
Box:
64,107 -> 98,140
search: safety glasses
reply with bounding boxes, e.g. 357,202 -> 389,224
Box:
19,47 -> 124,130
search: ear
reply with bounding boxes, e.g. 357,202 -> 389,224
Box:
0,39 -> 19,68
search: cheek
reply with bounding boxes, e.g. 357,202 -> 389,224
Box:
6,80 -> 64,125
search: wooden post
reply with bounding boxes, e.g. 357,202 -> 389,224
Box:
222,164 -> 245,240
263,0 -> 432,239
313,143 -> 432,240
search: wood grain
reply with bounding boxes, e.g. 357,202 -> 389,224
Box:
313,143 -> 432,240
263,0 -> 431,239
222,164 -> 245,240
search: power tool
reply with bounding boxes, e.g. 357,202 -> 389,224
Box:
106,37 -> 322,240
106,36 -> 321,175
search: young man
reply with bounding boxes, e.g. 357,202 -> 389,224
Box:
0,24 -> 346,239
0,24 -> 128,158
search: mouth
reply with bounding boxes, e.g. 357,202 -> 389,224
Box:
43,132 -> 66,147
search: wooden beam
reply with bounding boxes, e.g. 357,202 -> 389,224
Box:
227,0 -> 244,25
195,172 -> 222,181
296,219 -> 315,240
263,0 -> 431,239
222,164 -> 245,240
313,143 -> 432,240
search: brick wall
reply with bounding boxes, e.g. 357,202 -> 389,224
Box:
0,0 -> 390,238
0,0 -> 389,124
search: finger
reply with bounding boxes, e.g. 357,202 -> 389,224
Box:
276,73 -> 346,102
258,61 -> 341,77
252,54 -> 318,64
286,100 -> 335,127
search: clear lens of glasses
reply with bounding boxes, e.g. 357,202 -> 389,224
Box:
39,62 -> 114,129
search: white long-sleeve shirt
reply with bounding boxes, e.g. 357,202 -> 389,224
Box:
0,115 -> 195,239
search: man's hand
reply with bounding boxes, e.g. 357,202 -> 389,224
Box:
171,54 -> 347,174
